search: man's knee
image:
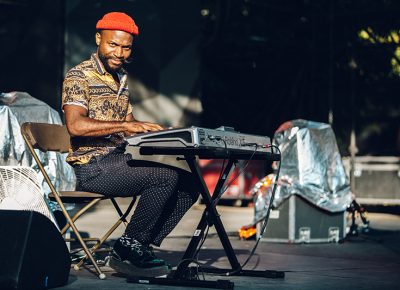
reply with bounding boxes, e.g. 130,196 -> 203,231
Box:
155,167 -> 179,188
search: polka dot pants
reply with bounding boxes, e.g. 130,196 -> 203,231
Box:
73,150 -> 200,246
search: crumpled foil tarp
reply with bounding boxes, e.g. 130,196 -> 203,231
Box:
0,92 -> 75,195
252,119 -> 352,224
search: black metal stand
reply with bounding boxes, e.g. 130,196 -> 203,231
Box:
340,199 -> 370,243
127,276 -> 234,289
127,147 -> 284,289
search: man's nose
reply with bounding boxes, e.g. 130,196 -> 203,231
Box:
114,47 -> 123,58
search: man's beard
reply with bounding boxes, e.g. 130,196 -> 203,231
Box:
98,53 -> 123,74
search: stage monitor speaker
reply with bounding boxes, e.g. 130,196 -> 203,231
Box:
0,210 -> 71,290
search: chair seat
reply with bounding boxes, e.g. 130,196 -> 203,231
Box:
49,191 -> 105,203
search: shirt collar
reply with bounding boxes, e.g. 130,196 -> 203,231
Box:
90,53 -> 127,77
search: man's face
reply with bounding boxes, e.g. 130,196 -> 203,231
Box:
96,30 -> 133,74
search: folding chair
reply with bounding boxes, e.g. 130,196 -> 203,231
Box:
21,122 -> 136,279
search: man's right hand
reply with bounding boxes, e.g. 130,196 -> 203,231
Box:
124,121 -> 164,135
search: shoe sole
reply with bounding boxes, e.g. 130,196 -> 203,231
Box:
109,257 -> 170,277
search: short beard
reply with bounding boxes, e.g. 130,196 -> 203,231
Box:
98,52 -> 120,75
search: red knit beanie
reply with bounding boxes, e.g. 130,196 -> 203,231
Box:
96,12 -> 139,36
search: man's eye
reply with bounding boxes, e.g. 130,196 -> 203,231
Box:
123,47 -> 131,51
109,43 -> 116,47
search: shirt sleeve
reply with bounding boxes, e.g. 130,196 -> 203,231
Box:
61,69 -> 89,111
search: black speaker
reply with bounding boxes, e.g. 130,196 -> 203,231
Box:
0,210 -> 71,290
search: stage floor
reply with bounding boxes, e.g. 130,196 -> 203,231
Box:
59,201 -> 400,290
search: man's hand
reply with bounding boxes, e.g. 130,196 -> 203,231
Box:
124,121 -> 163,135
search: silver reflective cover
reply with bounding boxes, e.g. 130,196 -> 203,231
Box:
0,92 -> 75,195
252,119 -> 351,223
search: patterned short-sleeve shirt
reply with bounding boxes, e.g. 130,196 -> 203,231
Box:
62,53 -> 133,165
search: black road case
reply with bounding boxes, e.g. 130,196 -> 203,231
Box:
257,195 -> 347,243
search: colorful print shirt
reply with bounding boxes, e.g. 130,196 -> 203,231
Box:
62,53 -> 133,165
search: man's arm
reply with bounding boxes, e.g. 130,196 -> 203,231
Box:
125,112 -> 135,122
64,105 -> 163,137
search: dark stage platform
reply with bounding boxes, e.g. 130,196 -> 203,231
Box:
52,202 -> 400,290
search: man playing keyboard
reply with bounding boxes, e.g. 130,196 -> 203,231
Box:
62,11 -> 199,277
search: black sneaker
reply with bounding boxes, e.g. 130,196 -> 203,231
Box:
146,245 -> 160,260
109,239 -> 169,277
146,245 -> 172,269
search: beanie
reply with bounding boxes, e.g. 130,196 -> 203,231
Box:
96,12 -> 139,36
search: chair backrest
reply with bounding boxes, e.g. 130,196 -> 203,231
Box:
21,122 -> 70,153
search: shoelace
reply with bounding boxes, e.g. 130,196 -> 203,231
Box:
146,246 -> 155,258
130,243 -> 144,256
120,236 -> 145,256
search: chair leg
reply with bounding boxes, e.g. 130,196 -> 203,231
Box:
60,199 -> 102,235
74,198 -> 137,269
74,219 -> 124,269
53,199 -> 106,279
110,197 -> 136,227
65,212 -> 106,279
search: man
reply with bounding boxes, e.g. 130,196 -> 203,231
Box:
62,12 -> 199,277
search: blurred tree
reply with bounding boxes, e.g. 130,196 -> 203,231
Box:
200,0 -> 400,156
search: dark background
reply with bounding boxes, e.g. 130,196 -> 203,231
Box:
1,0 -> 399,156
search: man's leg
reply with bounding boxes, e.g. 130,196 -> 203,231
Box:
75,153 -> 182,240
74,152 -> 180,276
148,169 -> 200,246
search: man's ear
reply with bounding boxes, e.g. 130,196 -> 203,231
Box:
95,32 -> 101,46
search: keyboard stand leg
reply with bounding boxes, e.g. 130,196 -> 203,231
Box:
174,156 -> 285,280
127,155 -> 284,289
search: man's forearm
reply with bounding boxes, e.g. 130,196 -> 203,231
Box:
64,105 -> 163,137
68,116 -> 129,137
